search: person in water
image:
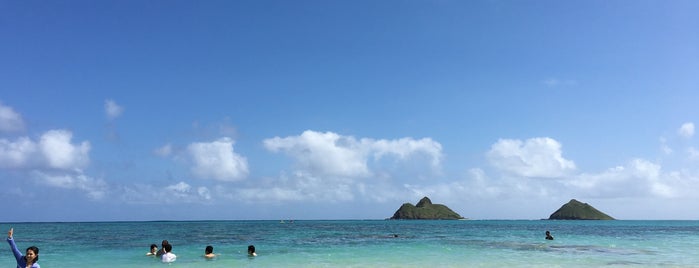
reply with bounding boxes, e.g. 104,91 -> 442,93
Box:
161,243 -> 176,263
7,228 -> 40,268
146,244 -> 158,256
155,240 -> 169,257
247,245 -> 257,256
545,230 -> 554,240
204,245 -> 216,258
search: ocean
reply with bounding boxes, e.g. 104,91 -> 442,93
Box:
2,220 -> 698,267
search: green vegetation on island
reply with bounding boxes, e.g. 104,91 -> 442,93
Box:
548,199 -> 615,220
390,197 -> 464,220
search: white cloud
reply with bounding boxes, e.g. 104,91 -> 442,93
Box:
32,170 -> 107,199
228,171 -> 356,203
187,137 -> 249,181
154,143 -> 173,157
264,131 -> 370,177
230,131 -> 444,204
0,130 -> 90,170
487,137 -> 575,178
39,130 -> 91,170
197,187 -> 211,200
678,122 -> 694,138
0,102 -> 25,133
567,159 -> 685,199
263,130 -> 443,178
0,137 -> 38,168
166,181 -> 192,198
371,137 -> 443,169
104,99 -> 123,119
118,182 -> 214,204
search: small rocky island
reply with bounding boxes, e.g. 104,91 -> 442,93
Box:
548,199 -> 615,220
390,197 -> 464,220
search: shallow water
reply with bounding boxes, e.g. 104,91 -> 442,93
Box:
2,220 -> 698,267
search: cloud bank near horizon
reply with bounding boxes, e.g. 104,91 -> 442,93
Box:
2,101 -> 699,219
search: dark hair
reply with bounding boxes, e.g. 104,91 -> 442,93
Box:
161,240 -> 169,247
150,244 -> 158,250
164,244 -> 173,253
25,246 -> 39,263
248,245 -> 255,253
205,245 -> 213,254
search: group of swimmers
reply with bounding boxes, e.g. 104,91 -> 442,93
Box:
146,239 -> 257,263
7,227 -> 552,267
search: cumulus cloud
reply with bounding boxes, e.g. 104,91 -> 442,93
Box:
104,99 -> 123,119
264,131 -> 371,177
168,183 -> 192,201
371,137 -> 443,169
568,159 -> 678,198
0,137 -> 38,168
678,122 -> 694,138
0,102 -> 25,133
0,130 -> 90,170
229,171 -> 356,203
233,131 -> 444,204
39,130 -> 91,169
197,187 -> 212,200
119,181 -> 213,204
32,170 -> 107,199
187,137 -> 249,181
487,137 -> 575,178
263,130 -> 443,178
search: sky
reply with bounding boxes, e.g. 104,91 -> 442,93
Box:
1,0 -> 698,222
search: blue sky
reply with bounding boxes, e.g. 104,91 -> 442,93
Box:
1,0 -> 698,221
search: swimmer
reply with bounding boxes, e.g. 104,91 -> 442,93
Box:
156,240 -> 169,257
247,245 -> 257,257
204,245 -> 216,258
545,230 -> 554,240
161,244 -> 176,263
7,228 -> 40,268
146,244 -> 158,256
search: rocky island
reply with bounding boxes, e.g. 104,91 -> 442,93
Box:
548,199 -> 615,220
390,197 -> 464,220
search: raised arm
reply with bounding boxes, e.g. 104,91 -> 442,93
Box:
7,228 -> 24,262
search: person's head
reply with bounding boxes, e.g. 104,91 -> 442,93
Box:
25,246 -> 39,263
150,244 -> 158,252
545,231 -> 551,235
205,245 -> 213,255
247,245 -> 255,254
164,244 -> 173,253
161,240 -> 169,247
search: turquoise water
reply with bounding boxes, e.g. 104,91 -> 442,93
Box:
2,220 -> 698,267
